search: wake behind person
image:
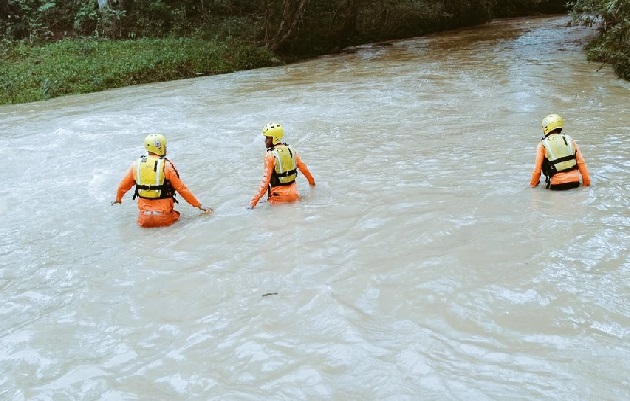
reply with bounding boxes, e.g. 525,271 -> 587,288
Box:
530,114 -> 591,190
112,133 -> 212,227
248,122 -> 315,209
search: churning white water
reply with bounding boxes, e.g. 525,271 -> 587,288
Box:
1,15 -> 629,400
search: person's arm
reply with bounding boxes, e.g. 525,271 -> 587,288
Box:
165,160 -> 204,208
113,162 -> 136,204
295,152 -> 315,186
574,141 -> 590,186
529,143 -> 544,187
249,152 -> 275,209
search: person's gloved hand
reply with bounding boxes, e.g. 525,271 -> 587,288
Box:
198,204 -> 213,213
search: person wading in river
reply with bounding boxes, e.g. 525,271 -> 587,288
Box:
248,122 -> 315,209
112,133 -> 212,227
530,114 -> 590,190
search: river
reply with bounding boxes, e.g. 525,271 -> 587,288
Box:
1,15 -> 629,401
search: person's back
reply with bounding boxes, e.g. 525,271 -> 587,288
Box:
113,133 -> 211,227
529,114 -> 590,190
249,122 -> 315,209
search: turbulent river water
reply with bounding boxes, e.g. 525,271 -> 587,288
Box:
1,15 -> 629,401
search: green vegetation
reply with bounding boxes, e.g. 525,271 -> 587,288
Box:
0,0 -> 625,105
570,0 -> 630,80
0,37 -> 278,104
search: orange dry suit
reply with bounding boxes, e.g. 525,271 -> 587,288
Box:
116,154 -> 202,227
529,132 -> 590,190
249,143 -> 315,208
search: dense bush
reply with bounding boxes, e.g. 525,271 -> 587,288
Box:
570,0 -> 630,80
1,1 -> 573,46
0,1 -> 583,54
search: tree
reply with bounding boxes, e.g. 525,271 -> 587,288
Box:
570,0 -> 630,80
265,0 -> 311,51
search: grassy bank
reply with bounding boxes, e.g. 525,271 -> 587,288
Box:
0,38 -> 280,105
0,0 -> 598,106
1,0 -> 578,106
1,0 -> 625,105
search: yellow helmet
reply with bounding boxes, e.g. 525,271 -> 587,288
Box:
262,122 -> 283,145
541,114 -> 563,136
144,133 -> 167,156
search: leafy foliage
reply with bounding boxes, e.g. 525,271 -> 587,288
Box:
570,0 -> 630,79
1,0 -> 574,45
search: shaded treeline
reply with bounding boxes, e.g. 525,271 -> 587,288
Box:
1,0 -> 567,53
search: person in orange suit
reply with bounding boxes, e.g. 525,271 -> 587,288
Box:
530,114 -> 590,190
112,133 -> 211,227
249,122 -> 315,209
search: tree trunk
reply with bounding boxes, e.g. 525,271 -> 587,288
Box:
266,0 -> 311,51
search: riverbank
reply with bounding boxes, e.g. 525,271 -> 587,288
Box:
1,0 -> 626,105
0,37 -> 280,105
0,0 -> 574,106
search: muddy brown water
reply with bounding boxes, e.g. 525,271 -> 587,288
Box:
1,15 -> 629,401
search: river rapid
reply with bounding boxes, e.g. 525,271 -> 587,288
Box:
1,15 -> 629,401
